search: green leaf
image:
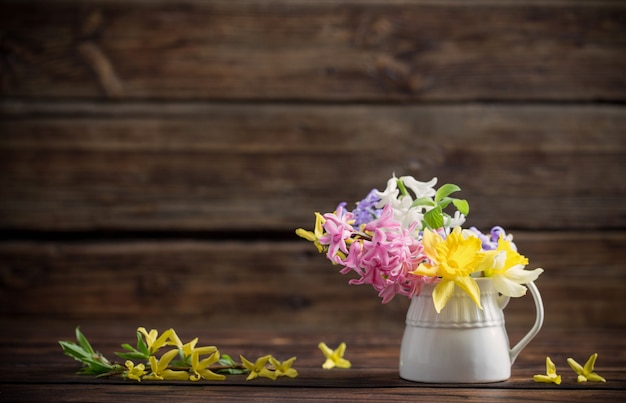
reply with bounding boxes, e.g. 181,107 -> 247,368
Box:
116,340 -> 150,361
423,206 -> 444,230
218,354 -> 236,367
437,197 -> 453,209
452,199 -> 470,215
61,342 -> 114,375
60,328 -> 115,376
136,331 -> 149,356
120,343 -> 136,352
83,353 -> 114,372
115,351 -> 149,361
435,184 -> 461,203
410,197 -> 436,209
216,367 -> 248,375
78,361 -> 112,375
75,327 -> 95,356
94,364 -> 125,378
214,354 -> 247,374
59,341 -> 90,362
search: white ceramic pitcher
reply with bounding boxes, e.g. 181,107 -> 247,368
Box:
399,278 -> 544,383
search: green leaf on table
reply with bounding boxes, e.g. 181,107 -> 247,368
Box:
116,351 -> 149,361
216,354 -> 248,375
75,327 -> 95,356
116,338 -> 149,361
216,367 -> 248,375
59,327 -> 115,376
136,331 -> 149,356
77,356 -> 114,375
120,343 -> 136,352
59,340 -> 90,362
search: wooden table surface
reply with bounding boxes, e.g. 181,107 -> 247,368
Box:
0,319 -> 623,402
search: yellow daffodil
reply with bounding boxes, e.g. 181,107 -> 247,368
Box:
412,227 -> 487,312
137,327 -> 179,355
270,356 -> 298,378
144,349 -> 189,381
483,238 -> 544,297
190,346 -> 225,381
296,212 -> 326,252
567,353 -> 606,383
240,355 -> 277,380
533,357 -> 561,385
318,342 -> 351,369
124,360 -> 146,382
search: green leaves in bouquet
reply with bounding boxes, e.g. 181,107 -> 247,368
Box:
58,327 -> 119,376
434,183 -> 461,204
419,183 -> 470,230
423,205 -> 444,230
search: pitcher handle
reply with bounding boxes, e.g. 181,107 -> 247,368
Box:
509,281 -> 544,364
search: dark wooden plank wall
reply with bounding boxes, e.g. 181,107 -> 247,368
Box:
1,0 -> 625,332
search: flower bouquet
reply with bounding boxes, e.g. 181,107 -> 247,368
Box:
296,175 -> 543,313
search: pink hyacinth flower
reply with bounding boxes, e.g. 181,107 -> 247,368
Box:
319,207 -> 355,263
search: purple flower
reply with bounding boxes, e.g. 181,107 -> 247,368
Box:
352,189 -> 382,226
469,226 -> 515,251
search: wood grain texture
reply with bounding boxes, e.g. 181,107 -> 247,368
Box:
0,322 -> 624,401
1,102 -> 624,232
2,232 -> 624,330
3,385 -> 624,402
1,0 -> 624,101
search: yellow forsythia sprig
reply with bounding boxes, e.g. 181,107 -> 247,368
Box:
59,327 -> 297,382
